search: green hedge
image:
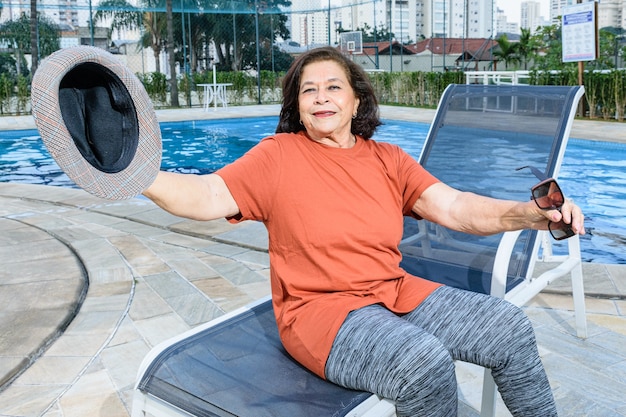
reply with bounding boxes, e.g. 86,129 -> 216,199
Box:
0,73 -> 29,115
576,70 -> 626,120
1,69 -> 624,120
367,71 -> 465,108
366,69 -> 626,120
172,68 -> 624,120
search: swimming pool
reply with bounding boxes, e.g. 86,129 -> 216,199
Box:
1,116 -> 624,264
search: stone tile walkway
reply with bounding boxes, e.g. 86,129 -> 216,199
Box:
1,182 -> 625,417
0,183 -> 270,417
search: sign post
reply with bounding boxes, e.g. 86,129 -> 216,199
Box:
561,0 -> 599,117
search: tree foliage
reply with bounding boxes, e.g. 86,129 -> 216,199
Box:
596,27 -> 626,69
204,0 -> 291,72
517,28 -> 535,70
241,42 -> 293,72
493,34 -> 520,70
0,14 -> 60,75
0,53 -> 18,76
95,0 -> 292,73
507,23 -> 625,72
95,0 -> 168,72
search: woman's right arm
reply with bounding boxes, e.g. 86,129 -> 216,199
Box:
142,171 -> 240,221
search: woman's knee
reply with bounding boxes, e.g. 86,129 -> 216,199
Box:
394,344 -> 457,417
496,300 -> 537,345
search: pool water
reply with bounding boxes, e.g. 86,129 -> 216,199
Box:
1,116 -> 624,264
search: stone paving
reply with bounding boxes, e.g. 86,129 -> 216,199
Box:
0,184 -> 272,417
0,105 -> 625,417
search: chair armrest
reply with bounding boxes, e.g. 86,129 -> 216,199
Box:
490,230 -> 524,298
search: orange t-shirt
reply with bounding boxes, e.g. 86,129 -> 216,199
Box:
216,131 -> 442,378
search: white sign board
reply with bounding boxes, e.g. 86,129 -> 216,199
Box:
562,2 -> 598,63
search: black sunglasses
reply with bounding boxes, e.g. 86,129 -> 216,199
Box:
516,166 -> 576,241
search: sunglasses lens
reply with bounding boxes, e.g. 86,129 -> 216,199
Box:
532,180 -> 564,209
548,220 -> 576,240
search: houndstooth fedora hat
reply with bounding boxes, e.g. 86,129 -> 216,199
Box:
31,46 -> 161,200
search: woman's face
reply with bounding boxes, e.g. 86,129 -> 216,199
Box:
298,60 -> 360,147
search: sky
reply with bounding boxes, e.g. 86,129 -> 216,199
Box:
496,0 -> 551,25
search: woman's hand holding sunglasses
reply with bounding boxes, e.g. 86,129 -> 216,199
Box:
529,177 -> 585,240
517,166 -> 585,241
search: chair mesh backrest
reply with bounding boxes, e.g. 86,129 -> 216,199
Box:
400,84 -> 582,294
137,299 -> 371,417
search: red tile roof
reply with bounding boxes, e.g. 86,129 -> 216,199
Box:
360,38 -> 498,57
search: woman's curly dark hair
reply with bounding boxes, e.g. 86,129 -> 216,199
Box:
276,46 -> 382,139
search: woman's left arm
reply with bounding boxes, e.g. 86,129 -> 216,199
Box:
412,182 -> 585,236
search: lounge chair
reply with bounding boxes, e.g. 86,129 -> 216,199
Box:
131,84 -> 586,417
399,84 -> 587,417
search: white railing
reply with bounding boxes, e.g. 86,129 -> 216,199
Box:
465,71 -> 532,85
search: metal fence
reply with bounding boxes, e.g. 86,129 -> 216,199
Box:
22,0 -> 387,74
4,1 -> 623,117
0,0 -> 399,108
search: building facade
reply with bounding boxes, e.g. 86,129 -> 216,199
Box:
521,0 -> 542,32
334,0 -> 495,46
495,7 -> 520,35
0,0 -> 91,27
596,0 -> 626,29
549,0 -> 624,31
418,0 -> 495,40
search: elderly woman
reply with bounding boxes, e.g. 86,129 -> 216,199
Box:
144,46 -> 584,416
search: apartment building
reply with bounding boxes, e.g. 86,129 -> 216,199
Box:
521,0 -> 542,32
549,0 -> 624,30
1,0 -> 89,27
333,0 -> 495,45
596,0 -> 626,29
495,7 -> 520,35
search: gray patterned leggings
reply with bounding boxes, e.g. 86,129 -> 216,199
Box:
325,286 -> 558,417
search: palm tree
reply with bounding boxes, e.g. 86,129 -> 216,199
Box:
517,28 -> 535,70
166,0 -> 178,106
95,0 -> 292,74
195,0 -> 291,71
171,0 -> 206,73
95,0 -> 167,73
185,14 -> 206,72
30,0 -> 38,74
493,34 -> 520,70
142,7 -> 168,72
